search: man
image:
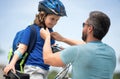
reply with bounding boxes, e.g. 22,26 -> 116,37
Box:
40,11 -> 116,79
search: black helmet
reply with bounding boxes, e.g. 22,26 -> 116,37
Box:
38,0 -> 67,16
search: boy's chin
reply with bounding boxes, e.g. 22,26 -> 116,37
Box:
47,26 -> 54,28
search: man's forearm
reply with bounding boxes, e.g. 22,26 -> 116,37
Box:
43,36 -> 65,67
62,38 -> 85,45
43,36 -> 53,64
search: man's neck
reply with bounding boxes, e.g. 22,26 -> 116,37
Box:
86,38 -> 100,43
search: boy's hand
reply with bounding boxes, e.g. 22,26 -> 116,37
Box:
3,64 -> 16,75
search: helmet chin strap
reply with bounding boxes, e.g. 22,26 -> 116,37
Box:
42,21 -> 47,29
41,15 -> 47,29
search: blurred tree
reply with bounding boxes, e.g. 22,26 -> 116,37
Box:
48,70 -> 72,79
0,48 -> 4,54
47,70 -> 120,79
48,70 -> 58,79
113,73 -> 120,79
118,56 -> 120,63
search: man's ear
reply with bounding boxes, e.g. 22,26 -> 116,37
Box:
88,25 -> 94,32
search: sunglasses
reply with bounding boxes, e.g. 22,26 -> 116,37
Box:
82,22 -> 90,27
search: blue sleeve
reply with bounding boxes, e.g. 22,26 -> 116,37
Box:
20,26 -> 31,46
60,46 -> 78,65
51,38 -> 55,45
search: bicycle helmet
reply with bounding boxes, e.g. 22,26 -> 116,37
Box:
38,0 -> 67,16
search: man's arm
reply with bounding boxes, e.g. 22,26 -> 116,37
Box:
40,28 -> 65,67
51,32 -> 85,45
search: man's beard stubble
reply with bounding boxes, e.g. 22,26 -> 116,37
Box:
82,32 -> 87,42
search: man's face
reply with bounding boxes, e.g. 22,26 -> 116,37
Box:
82,30 -> 87,42
81,22 -> 90,42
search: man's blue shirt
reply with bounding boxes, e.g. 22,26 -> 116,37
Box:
60,41 -> 116,79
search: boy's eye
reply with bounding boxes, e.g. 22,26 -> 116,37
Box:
51,18 -> 54,20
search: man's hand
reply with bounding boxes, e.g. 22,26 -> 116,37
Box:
40,28 -> 50,40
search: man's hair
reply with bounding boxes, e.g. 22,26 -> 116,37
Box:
87,11 -> 111,40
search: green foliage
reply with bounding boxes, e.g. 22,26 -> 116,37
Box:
113,73 -> 120,79
48,70 -> 120,79
48,70 -> 72,79
48,70 -> 58,79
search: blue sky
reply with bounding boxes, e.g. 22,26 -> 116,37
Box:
0,0 -> 120,72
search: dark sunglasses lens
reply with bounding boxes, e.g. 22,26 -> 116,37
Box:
83,23 -> 85,27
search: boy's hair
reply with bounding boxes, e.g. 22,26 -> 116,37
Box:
88,11 -> 110,40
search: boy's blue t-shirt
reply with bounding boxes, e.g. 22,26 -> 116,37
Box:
60,41 -> 116,79
19,24 -> 55,70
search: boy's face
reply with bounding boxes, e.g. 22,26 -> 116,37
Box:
44,14 -> 60,28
